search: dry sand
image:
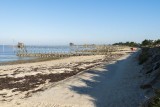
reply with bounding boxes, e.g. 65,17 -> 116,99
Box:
0,50 -> 145,107
21,52 -> 144,107
0,54 -> 123,106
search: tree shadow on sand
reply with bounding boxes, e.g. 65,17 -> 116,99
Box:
69,53 -> 144,107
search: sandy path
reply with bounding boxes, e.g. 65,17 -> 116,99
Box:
3,52 -> 145,107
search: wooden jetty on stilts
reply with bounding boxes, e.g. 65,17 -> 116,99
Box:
15,43 -> 128,58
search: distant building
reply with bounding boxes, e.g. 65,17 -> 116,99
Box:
69,43 -> 74,46
17,42 -> 27,52
17,42 -> 25,48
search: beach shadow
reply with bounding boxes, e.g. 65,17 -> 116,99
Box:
69,53 -> 137,107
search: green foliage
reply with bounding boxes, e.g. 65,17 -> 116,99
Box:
154,39 -> 160,45
141,39 -> 160,46
113,41 -> 139,47
142,87 -> 160,107
138,48 -> 149,64
141,39 -> 154,46
113,39 -> 160,47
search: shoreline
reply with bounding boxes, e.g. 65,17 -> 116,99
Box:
0,50 -> 143,107
0,53 -> 125,105
0,56 -> 67,66
0,46 -> 132,66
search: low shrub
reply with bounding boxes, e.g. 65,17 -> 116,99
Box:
141,89 -> 160,107
139,48 -> 149,64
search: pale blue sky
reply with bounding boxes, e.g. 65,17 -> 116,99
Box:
0,0 -> 160,45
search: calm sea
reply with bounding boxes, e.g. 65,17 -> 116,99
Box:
0,45 -> 94,62
0,45 -> 72,62
0,45 -> 31,62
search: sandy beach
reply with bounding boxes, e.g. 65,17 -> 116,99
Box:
0,49 -> 147,107
0,53 -> 124,106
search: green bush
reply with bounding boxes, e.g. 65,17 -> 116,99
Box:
138,48 -> 149,64
142,90 -> 160,107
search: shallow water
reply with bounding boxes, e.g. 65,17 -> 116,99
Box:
0,45 -> 32,62
0,45 -> 91,62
